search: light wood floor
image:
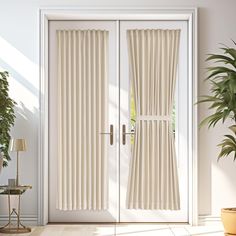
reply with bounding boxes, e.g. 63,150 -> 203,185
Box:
1,223 -> 224,236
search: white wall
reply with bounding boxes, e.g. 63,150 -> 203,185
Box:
0,0 -> 236,224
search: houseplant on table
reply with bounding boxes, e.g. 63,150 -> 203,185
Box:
199,42 -> 236,235
0,71 -> 16,172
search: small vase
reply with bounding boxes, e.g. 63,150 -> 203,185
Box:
0,153 -> 3,174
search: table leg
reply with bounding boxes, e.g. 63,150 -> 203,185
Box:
0,192 -> 12,230
0,190 -> 31,234
17,194 -> 20,228
8,191 -> 11,228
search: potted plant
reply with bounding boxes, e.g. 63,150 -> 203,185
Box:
0,71 -> 17,172
199,42 -> 236,234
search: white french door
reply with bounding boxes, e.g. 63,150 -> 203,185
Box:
49,20 -> 188,223
119,21 -> 188,222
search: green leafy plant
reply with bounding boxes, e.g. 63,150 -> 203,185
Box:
199,41 -> 236,160
0,71 -> 16,166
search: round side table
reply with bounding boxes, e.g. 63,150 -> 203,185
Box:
0,185 -> 32,234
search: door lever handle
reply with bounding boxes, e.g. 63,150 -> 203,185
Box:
100,124 -> 114,145
122,124 -> 135,145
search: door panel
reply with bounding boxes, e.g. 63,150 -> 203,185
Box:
49,21 -> 119,222
119,21 -> 188,222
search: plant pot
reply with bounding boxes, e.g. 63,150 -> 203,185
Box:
221,208 -> 236,235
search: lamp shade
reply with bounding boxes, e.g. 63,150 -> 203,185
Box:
9,139 -> 27,152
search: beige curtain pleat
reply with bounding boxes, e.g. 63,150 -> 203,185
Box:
126,29 -> 181,210
57,30 -> 109,210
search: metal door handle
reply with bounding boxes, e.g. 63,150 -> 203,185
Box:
122,124 -> 135,145
100,124 -> 114,145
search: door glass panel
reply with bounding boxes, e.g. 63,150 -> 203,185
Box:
130,88 -> 136,144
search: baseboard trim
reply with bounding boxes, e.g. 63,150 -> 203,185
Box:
0,214 -> 222,226
0,215 -> 38,226
198,215 -> 222,226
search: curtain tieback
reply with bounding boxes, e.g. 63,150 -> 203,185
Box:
136,115 -> 172,121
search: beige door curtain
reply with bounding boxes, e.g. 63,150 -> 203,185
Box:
56,28 -> 181,211
126,29 -> 181,210
57,30 -> 109,211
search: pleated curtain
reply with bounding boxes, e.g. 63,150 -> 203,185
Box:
126,29 -> 181,210
57,30 -> 109,210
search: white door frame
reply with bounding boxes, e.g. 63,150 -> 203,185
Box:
39,7 -> 198,226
